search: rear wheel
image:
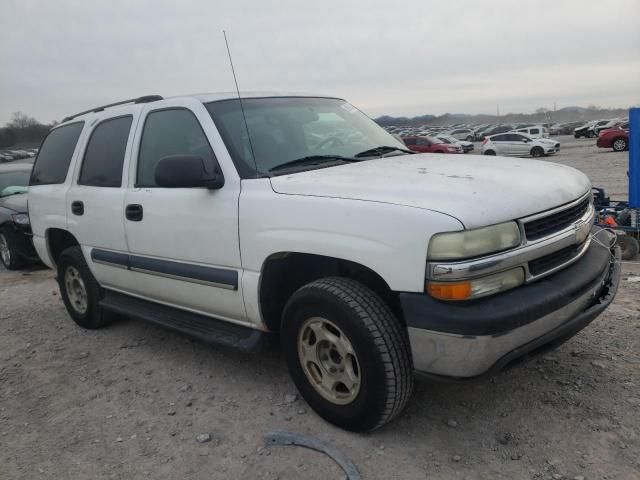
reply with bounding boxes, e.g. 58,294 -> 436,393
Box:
531,146 -> 544,158
612,137 -> 628,152
587,131 -> 596,138
58,246 -> 116,329
617,235 -> 639,260
282,277 -> 413,432
0,228 -> 25,270
484,150 -> 496,156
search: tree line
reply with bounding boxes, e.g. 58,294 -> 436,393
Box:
0,112 -> 57,149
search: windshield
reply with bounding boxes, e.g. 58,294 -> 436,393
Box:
0,170 -> 30,197
205,97 -> 407,177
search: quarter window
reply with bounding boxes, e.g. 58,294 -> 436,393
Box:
78,116 -> 132,187
137,109 -> 216,187
530,128 -> 539,135
30,122 -> 84,185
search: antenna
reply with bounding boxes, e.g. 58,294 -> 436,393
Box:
223,30 -> 258,175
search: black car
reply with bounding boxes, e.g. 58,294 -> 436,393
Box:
480,124 -> 514,139
0,161 -> 38,269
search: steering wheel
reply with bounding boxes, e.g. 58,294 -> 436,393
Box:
317,136 -> 346,150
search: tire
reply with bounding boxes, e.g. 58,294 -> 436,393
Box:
612,137 -> 628,152
282,277 -> 413,432
587,131 -> 595,138
484,150 -> 496,156
0,228 -> 25,270
465,135 -> 474,142
574,133 -> 580,139
617,235 -> 639,260
434,150 -> 445,153
57,246 -> 115,329
531,146 -> 544,158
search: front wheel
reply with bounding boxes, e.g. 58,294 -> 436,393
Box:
531,146 -> 544,158
484,150 -> 496,155
282,277 -> 413,432
0,228 -> 25,270
466,135 -> 474,142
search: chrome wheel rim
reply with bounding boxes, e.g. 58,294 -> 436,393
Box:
297,317 -> 361,405
0,234 -> 10,266
64,266 -> 88,314
613,139 -> 625,151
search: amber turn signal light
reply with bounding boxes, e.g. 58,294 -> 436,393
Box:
426,281 -> 472,301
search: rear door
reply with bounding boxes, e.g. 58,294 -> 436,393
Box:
28,122 -> 87,268
490,134 -> 509,155
66,114 -> 135,290
123,98 -> 246,322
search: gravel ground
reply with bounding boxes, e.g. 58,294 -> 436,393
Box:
1,137 -> 639,480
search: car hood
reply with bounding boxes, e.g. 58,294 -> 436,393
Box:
0,193 -> 28,213
269,154 -> 590,229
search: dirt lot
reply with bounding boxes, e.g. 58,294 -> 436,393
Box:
1,136 -> 639,480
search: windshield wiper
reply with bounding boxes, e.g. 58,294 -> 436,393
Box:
354,146 -> 414,158
268,155 -> 358,173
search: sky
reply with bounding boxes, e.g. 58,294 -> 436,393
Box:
1,0 -> 639,124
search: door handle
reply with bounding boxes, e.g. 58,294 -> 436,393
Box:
71,201 -> 84,216
125,204 -> 143,222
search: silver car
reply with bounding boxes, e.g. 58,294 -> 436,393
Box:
481,133 -> 560,158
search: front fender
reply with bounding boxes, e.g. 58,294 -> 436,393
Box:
240,182 -> 463,292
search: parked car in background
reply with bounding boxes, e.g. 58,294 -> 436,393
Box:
594,119 -> 623,136
513,125 -> 549,139
446,128 -> 475,142
435,134 -> 474,153
482,133 -> 560,157
0,161 -> 38,269
550,121 -> 584,136
402,136 -> 463,153
597,128 -> 629,152
480,124 -> 514,139
574,121 -> 597,138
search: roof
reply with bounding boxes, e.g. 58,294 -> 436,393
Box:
59,92 -> 342,125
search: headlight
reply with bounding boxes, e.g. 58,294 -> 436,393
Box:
428,222 -> 521,260
11,213 -> 30,226
427,267 -> 525,301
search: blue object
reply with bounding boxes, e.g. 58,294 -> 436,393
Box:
630,108 -> 639,208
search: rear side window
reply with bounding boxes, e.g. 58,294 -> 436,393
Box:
78,116 -> 132,187
530,128 -> 540,134
403,137 -> 416,145
137,109 -> 216,187
492,134 -> 507,142
30,122 -> 84,185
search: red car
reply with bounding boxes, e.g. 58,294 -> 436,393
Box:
597,128 -> 629,152
402,136 -> 463,154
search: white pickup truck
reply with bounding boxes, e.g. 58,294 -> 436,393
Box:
28,93 -> 620,432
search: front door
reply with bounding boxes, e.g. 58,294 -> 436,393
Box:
123,99 -> 247,323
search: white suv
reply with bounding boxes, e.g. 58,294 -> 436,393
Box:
481,132 -> 560,157
28,93 -> 619,432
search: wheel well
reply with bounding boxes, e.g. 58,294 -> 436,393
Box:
46,228 -> 80,266
259,253 -> 403,333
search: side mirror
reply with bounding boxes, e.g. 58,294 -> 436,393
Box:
154,155 -> 224,189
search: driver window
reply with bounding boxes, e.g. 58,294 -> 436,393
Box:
137,109 -> 216,188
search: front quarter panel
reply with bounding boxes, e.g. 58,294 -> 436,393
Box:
240,179 -> 464,293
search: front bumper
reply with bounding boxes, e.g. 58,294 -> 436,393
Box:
401,229 -> 620,381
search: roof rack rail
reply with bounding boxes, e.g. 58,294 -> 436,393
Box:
62,95 -> 163,122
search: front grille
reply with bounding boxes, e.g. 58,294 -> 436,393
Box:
528,243 -> 582,276
524,197 -> 590,241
